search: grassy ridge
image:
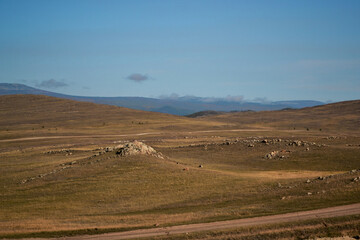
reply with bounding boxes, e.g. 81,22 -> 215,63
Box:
0,94 -> 223,137
203,100 -> 360,133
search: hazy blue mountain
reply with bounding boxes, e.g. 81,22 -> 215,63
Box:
0,83 -> 324,115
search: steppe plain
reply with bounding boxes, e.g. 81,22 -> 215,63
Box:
0,95 -> 360,239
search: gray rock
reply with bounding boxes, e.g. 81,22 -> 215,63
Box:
105,147 -> 114,152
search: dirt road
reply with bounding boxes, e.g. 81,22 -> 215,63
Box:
33,203 -> 359,240
0,132 -> 160,143
0,128 -> 301,143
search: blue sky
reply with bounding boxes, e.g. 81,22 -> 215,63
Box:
0,0 -> 359,102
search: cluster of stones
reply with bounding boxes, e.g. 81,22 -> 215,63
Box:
44,149 -> 74,156
280,169 -> 360,199
265,151 -> 280,159
21,141 -> 163,184
20,160 -> 78,184
175,137 -> 325,151
85,141 -> 165,162
265,149 -> 290,159
351,169 -> 360,183
325,136 -> 346,140
288,140 -> 314,147
305,169 -> 360,184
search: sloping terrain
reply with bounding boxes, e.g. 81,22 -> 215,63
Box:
202,100 -> 360,133
0,95 -> 359,238
0,94 -> 221,138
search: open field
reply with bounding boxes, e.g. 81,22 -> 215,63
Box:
9,205 -> 360,239
0,95 -> 359,239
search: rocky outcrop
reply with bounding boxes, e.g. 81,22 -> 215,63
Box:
115,140 -> 164,158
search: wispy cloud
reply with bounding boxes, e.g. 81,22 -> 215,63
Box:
36,79 -> 68,89
202,95 -> 244,103
159,94 -> 245,103
158,93 -> 181,100
126,73 -> 150,83
252,97 -> 271,104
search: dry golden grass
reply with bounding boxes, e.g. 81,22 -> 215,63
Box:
0,94 -> 224,138
202,100 -> 360,134
151,215 -> 360,240
0,95 -> 359,237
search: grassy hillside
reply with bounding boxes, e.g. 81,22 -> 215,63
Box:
0,95 -> 359,238
202,100 -> 360,133
0,95 -> 222,138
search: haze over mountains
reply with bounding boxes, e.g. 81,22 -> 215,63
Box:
0,83 -> 324,115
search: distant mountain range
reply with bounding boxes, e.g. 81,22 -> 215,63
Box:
0,83 -> 325,115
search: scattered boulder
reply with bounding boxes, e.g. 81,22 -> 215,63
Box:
265,151 -> 279,159
289,140 -> 302,147
44,149 -> 73,155
60,160 -> 77,166
105,147 -> 114,152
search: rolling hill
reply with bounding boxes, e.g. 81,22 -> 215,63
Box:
1,94 -> 360,238
201,100 -> 360,133
0,94 -> 358,139
0,83 -> 324,115
0,94 -> 221,137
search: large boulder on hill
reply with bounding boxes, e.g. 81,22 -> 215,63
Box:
116,140 -> 163,158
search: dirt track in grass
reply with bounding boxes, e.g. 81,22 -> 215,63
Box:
25,203 -> 360,240
0,128 -> 304,143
